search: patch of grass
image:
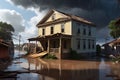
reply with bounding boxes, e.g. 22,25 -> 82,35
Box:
69,49 -> 85,60
44,54 -> 57,59
110,55 -> 120,63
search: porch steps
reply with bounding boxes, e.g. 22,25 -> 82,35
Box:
29,51 -> 48,58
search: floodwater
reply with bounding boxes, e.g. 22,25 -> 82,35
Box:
4,50 -> 120,80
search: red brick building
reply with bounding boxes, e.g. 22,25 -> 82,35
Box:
0,39 -> 10,59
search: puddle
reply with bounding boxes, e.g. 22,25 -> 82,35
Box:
3,50 -> 120,80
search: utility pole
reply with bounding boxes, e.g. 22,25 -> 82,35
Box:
19,35 -> 21,57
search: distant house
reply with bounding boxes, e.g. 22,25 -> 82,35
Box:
28,9 -> 96,59
22,43 -> 41,53
102,18 -> 120,55
102,38 -> 120,55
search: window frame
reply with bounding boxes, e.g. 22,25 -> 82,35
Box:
61,23 -> 65,33
83,28 -> 86,35
52,14 -> 55,20
83,39 -> 86,50
88,39 -> 91,49
88,27 -> 91,36
77,28 -> 80,34
51,26 -> 54,34
42,28 -> 45,35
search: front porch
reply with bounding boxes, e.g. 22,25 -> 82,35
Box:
28,33 -> 72,59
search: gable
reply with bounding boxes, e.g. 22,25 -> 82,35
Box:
37,10 -> 69,27
46,10 -> 69,22
37,9 -> 96,27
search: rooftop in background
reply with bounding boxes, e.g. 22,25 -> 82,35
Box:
102,38 -> 120,46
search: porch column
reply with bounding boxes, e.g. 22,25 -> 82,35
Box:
59,37 -> 62,59
48,39 -> 50,53
35,40 -> 37,53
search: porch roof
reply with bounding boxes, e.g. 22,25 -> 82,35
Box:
28,33 -> 72,41
0,39 -> 10,47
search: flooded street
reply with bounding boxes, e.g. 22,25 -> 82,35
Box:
4,50 -> 120,80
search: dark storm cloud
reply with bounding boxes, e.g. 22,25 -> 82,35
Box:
10,0 -> 113,10
10,0 -> 120,25
10,0 -> 120,43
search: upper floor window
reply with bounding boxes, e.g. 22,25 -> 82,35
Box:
83,28 -> 86,35
61,23 -> 65,33
42,28 -> 45,35
88,27 -> 91,36
77,28 -> 80,34
52,14 -> 55,20
51,26 -> 54,34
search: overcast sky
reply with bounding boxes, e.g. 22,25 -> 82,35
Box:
0,0 -> 120,44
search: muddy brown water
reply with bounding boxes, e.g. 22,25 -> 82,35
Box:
3,50 -> 120,80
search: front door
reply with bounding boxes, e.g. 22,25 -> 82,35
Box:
45,42 -> 48,51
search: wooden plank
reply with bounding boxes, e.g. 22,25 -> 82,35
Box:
1,70 -> 39,74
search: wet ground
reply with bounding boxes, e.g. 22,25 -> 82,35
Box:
2,50 -> 120,80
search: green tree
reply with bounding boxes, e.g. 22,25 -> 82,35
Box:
108,19 -> 120,39
0,22 -> 14,41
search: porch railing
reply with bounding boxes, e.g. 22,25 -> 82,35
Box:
50,48 -> 59,53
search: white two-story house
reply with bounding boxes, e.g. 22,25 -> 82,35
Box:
28,9 -> 96,59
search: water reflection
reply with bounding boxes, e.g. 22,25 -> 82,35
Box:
26,58 -> 120,80
99,59 -> 112,80
26,58 -> 114,80
4,51 -> 120,80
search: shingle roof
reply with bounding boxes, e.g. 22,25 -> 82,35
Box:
102,38 -> 120,46
0,39 -> 9,47
37,9 -> 96,27
57,10 -> 95,26
28,33 -> 72,41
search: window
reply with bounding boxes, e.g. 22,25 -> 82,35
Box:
51,26 -> 54,34
77,28 -> 80,34
61,23 -> 65,33
88,27 -> 91,36
77,39 -> 80,49
42,28 -> 45,35
52,14 -> 55,20
83,28 -> 86,35
88,39 -> 91,49
83,39 -> 86,49
92,40 -> 95,49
